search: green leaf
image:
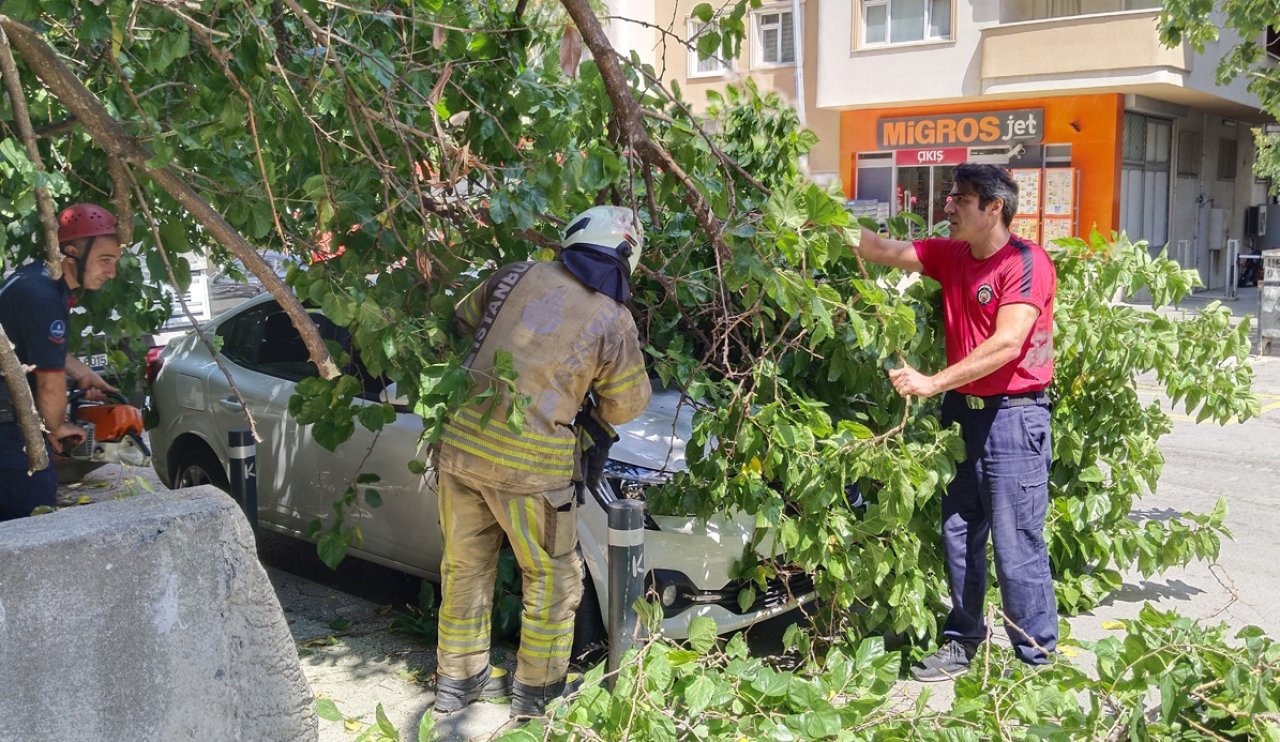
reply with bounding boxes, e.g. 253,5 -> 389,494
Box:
691,3 -> 714,23
315,698 -> 343,722
687,615 -> 717,654
684,674 -> 716,715
374,704 -> 398,739
317,532 -> 349,570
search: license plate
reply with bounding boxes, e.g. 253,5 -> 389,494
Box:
80,353 -> 109,369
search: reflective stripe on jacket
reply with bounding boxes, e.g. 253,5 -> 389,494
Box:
438,261 -> 650,493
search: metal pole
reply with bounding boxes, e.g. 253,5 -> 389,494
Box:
790,0 -> 807,175
1227,239 -> 1240,301
228,428 -> 258,537
606,499 -> 645,687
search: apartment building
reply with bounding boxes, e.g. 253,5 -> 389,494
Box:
617,1 -> 1278,290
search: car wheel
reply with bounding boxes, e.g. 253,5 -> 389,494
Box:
572,554 -> 606,660
173,445 -> 229,492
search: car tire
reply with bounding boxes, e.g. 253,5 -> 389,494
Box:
173,445 -> 229,492
572,554 -> 605,659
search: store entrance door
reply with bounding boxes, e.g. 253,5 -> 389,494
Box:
895,165 -> 956,237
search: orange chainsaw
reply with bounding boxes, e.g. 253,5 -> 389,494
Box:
66,389 -> 152,467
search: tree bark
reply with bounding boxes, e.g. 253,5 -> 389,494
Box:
0,329 -> 48,473
0,16 -> 340,381
0,25 -> 62,275
557,0 -> 725,254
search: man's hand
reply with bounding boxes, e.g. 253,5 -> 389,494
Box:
67,357 -> 119,402
889,363 -> 941,399
47,421 -> 87,454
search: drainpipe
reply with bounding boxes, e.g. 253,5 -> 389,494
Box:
792,0 -> 808,175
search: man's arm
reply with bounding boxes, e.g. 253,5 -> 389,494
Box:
66,355 -> 119,398
888,303 -> 1040,398
853,227 -> 925,273
33,370 -> 85,453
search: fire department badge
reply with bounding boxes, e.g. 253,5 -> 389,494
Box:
975,284 -> 994,306
49,319 -> 67,342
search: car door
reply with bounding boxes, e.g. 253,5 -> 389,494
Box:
207,300 -> 320,535
309,341 -> 443,579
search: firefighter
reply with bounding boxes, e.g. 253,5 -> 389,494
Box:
853,164 -> 1058,679
432,206 -> 651,717
0,203 -> 122,519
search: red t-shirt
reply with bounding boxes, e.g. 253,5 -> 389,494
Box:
913,236 -> 1055,396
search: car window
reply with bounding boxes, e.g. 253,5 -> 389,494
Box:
217,301 -> 389,398
218,302 -> 320,381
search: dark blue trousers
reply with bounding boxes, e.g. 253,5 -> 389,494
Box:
940,392 -> 1057,664
0,422 -> 58,520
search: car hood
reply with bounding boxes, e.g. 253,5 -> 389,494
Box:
608,387 -> 694,473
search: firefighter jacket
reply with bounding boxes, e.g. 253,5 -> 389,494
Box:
438,260 -> 650,495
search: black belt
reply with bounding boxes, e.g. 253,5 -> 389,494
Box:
958,391 -> 1050,410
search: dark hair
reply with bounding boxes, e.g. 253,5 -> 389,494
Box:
953,163 -> 1019,227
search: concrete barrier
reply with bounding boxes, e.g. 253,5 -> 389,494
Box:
0,487 -> 316,742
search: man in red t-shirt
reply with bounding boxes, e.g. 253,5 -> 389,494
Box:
854,163 -> 1057,680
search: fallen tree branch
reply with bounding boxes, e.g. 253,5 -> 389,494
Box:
0,329 -> 48,473
1,15 -> 340,380
558,0 -> 727,259
0,23 -> 63,274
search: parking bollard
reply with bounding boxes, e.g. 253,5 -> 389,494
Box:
606,499 -> 645,688
228,428 -> 258,538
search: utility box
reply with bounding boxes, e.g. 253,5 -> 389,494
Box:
1246,204 -> 1268,238
1261,249 -> 1280,353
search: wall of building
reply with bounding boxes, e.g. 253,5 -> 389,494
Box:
654,0 -> 841,182
816,0 -> 994,109
840,93 -> 1125,236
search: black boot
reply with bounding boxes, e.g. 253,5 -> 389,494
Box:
433,665 -> 511,715
510,674 -> 582,718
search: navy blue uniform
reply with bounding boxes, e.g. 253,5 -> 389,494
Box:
915,235 -> 1059,666
0,262 -> 72,519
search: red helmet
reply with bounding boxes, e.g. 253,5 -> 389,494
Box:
58,203 -> 118,246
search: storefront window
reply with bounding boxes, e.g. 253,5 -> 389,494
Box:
1121,112 -> 1171,248
895,164 -> 954,236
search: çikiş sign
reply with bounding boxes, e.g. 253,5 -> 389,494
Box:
877,109 -> 1044,150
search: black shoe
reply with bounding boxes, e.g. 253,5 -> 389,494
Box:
433,665 -> 512,716
510,674 -> 583,718
910,640 -> 978,683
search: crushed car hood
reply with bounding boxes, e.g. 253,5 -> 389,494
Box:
609,387 -> 694,473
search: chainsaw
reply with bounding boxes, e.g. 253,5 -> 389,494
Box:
65,389 -> 152,468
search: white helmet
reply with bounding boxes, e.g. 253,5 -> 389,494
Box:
561,206 -> 644,274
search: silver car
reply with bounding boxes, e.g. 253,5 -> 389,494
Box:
147,293 -> 813,640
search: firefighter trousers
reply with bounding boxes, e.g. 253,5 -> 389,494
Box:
436,469 -> 583,688
939,392 -> 1058,665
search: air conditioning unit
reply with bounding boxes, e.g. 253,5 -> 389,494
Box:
1246,205 -> 1268,238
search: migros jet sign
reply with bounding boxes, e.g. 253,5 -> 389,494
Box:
877,109 -> 1044,150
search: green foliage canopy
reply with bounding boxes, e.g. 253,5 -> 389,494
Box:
0,0 -> 1259,652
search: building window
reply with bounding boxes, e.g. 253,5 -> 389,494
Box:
1177,131 -> 1202,177
862,0 -> 952,46
1120,112 -> 1171,247
688,20 -> 733,77
1218,138 -> 1238,180
1266,26 -> 1280,59
755,9 -> 796,66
